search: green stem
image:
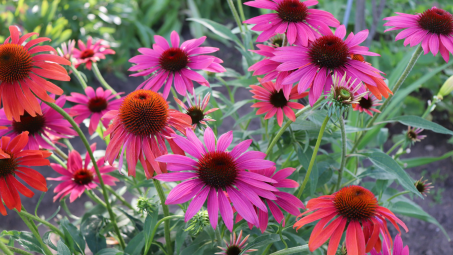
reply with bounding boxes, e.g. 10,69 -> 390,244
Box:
92,63 -> 120,99
16,208 -> 53,255
386,190 -> 410,202
63,138 -> 74,151
105,186 -> 134,210
144,215 -> 184,254
86,190 -> 107,208
16,210 -> 64,237
266,98 -> 324,157
236,0 -> 247,24
350,45 -> 423,154
49,153 -> 66,167
227,0 -> 243,34
296,115 -> 330,199
153,179 -> 173,255
217,77 -> 234,103
336,116 -> 347,191
386,139 -> 404,155
0,241 -> 14,255
70,65 -> 88,89
42,100 -> 126,250
215,227 -> 223,246
263,243 -> 273,255
41,135 -> 68,160
5,246 -> 33,255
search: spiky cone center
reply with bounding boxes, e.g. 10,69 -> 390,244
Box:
80,49 -> 95,59
358,96 -> 373,109
407,130 -> 418,141
159,47 -> 189,72
12,112 -> 46,135
197,151 -> 237,189
309,35 -> 349,69
88,97 -> 108,113
226,245 -> 242,255
186,106 -> 205,125
119,90 -> 169,136
0,44 -> 33,83
270,90 -> 288,108
335,87 -> 353,103
0,151 -> 17,178
418,8 -> 453,35
415,180 -> 426,193
277,0 -> 308,22
73,168 -> 94,185
270,35 -> 285,48
333,185 -> 378,221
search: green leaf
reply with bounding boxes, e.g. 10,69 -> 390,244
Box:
296,145 -> 317,196
382,115 -> 453,135
124,232 -> 146,255
143,208 -> 159,253
187,18 -> 241,45
221,100 -> 253,119
268,245 -> 309,255
362,151 -> 422,198
95,248 -> 123,255
60,218 -> 86,254
43,231 -> 58,251
400,150 -> 453,168
241,234 -> 280,253
14,232 -> 44,254
81,216 -> 107,254
57,239 -> 71,255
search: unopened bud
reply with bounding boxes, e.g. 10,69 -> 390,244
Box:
438,75 -> 453,98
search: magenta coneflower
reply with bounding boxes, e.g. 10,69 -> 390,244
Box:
73,36 -> 115,70
48,143 -> 118,202
406,126 -> 426,143
251,78 -> 307,126
370,235 -> 409,255
353,92 -> 382,116
0,25 -> 70,121
104,90 -> 192,178
272,25 -> 383,105
383,7 -> 453,62
243,0 -> 340,46
174,92 -> 218,128
216,230 -> 257,255
67,86 -> 123,135
248,44 -> 295,100
154,127 -> 276,231
329,74 -> 367,107
236,167 -> 305,233
0,95 -> 77,150
0,132 -> 50,215
129,31 -> 225,98
294,185 -> 408,255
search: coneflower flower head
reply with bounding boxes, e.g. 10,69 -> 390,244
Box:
185,209 -> 210,236
414,176 -> 433,197
353,92 -> 382,116
327,74 -> 367,115
57,40 -> 76,62
406,126 -> 426,144
174,92 -> 218,129
216,230 -> 257,255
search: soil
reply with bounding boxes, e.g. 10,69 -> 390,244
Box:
2,36 -> 453,255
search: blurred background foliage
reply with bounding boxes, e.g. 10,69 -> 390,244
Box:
1,0 -> 453,120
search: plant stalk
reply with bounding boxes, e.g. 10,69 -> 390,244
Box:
153,179 -> 173,255
386,139 -> 404,155
16,210 -> 64,237
336,116 -> 347,191
296,115 -> 330,199
144,215 -> 184,254
0,240 -> 14,255
16,207 -> 53,255
350,45 -> 423,154
227,0 -> 243,34
105,186 -> 134,210
5,246 -> 33,255
42,100 -> 126,250
69,65 -> 88,89
92,63 -> 121,99
387,190 -> 411,202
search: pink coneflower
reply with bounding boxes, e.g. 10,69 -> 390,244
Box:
383,7 -> 453,62
243,0 -> 340,46
129,31 -> 225,98
251,78 -> 307,126
370,235 -> 409,255
236,167 -> 305,233
414,176 -> 433,197
406,126 -> 426,143
294,185 -> 408,255
67,86 -> 123,135
0,132 -> 50,215
154,127 -> 276,231
57,40 -> 75,61
72,36 -> 115,70
353,92 -> 382,116
104,90 -> 192,178
216,230 -> 257,255
328,74 -> 367,107
248,44 -> 295,100
272,25 -> 383,105
0,95 -> 77,150
0,25 -> 70,121
174,92 -> 218,128
48,143 -> 118,202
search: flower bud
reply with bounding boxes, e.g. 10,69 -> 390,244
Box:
437,75 -> 453,99
185,210 -> 210,236
136,197 -> 156,216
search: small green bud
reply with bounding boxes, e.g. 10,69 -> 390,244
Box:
438,75 -> 453,98
136,197 -> 156,216
185,210 -> 210,236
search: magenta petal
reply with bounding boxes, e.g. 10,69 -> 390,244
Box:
185,186 -> 210,222
218,190 -> 234,231
207,188 -> 219,229
227,187 -> 259,226
236,159 -> 275,170
154,172 -> 197,182
230,139 -> 253,159
203,127 -> 216,152
217,131 -> 233,151
156,154 -> 198,166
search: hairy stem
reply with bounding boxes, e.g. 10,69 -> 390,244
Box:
16,209 -> 64,237
42,100 -> 126,249
16,207 -> 53,255
336,116 -> 347,191
0,240 -> 14,255
92,63 -> 121,99
153,179 -> 173,255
